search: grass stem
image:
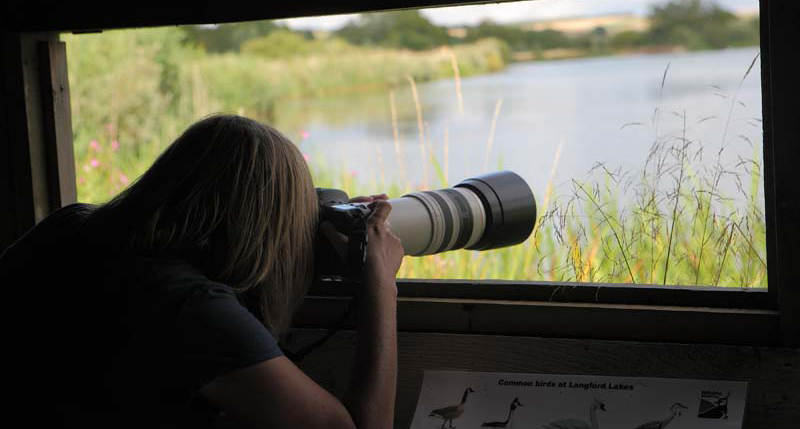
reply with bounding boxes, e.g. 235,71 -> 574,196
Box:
663,110 -> 688,284
574,180 -> 636,283
483,98 -> 503,172
407,74 -> 428,188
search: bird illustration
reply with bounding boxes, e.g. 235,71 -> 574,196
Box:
429,387 -> 476,429
699,392 -> 729,419
543,398 -> 606,429
633,403 -> 688,429
482,397 -> 523,427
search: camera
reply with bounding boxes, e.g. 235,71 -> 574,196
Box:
316,170 -> 537,277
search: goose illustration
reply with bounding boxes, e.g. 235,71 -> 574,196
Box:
543,398 -> 606,429
428,387 -> 476,428
482,397 -> 523,427
632,403 -> 688,429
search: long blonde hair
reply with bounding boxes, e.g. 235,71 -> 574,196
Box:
93,114 -> 318,337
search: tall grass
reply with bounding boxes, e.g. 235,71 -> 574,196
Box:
66,28 -> 766,288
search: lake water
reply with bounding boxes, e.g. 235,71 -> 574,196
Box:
278,47 -> 763,208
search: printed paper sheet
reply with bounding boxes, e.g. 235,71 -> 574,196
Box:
409,370 -> 746,429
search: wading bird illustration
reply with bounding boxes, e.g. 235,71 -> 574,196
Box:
543,398 -> 606,429
633,403 -> 688,429
429,387 -> 476,428
482,397 -> 523,427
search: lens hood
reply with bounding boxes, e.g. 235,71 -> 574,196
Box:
455,171 -> 537,250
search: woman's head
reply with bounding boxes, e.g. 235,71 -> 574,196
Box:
97,114 -> 317,337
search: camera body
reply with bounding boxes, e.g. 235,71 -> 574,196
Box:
316,188 -> 372,278
317,189 -> 371,235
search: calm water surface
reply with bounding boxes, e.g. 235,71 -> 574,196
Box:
279,47 -> 762,207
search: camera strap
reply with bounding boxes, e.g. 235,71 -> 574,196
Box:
344,226 -> 368,277
282,295 -> 358,363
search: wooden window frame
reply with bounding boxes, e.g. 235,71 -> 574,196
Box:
2,0 -> 797,347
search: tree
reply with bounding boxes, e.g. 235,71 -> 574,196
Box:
336,10 -> 450,50
240,30 -> 312,58
465,20 -> 527,50
646,0 -> 737,50
610,30 -> 645,50
181,21 -> 282,53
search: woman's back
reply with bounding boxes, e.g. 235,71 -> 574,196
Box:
5,204 -> 282,428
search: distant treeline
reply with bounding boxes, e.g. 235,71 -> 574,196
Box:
179,0 -> 758,59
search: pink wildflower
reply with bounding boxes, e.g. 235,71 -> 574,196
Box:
111,140 -> 120,151
119,174 -> 129,185
301,130 -> 310,140
90,159 -> 99,168
303,153 -> 310,163
106,122 -> 114,134
89,140 -> 99,150
82,164 -> 90,173
350,170 -> 358,177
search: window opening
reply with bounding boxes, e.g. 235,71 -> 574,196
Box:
65,0 -> 765,288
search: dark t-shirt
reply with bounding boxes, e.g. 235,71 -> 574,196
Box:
2,204 -> 283,428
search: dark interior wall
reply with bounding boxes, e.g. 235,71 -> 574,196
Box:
757,0 -> 800,346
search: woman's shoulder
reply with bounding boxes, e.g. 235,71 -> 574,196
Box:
1,202 -> 95,275
105,256 -> 238,304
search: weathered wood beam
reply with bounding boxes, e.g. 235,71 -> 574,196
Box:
1,33 -> 76,249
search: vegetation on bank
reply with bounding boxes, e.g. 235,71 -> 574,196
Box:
458,0 -> 758,58
64,27 -> 507,202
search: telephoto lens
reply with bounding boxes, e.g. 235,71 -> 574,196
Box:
387,171 -> 537,256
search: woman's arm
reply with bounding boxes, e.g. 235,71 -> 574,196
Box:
200,355 -> 358,429
200,200 -> 403,429
342,200 -> 401,429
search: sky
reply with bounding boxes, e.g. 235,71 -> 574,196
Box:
279,0 -> 759,31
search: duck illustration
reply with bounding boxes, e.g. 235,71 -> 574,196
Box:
482,397 -> 523,427
543,398 -> 606,429
429,387 -> 476,428
633,403 -> 688,429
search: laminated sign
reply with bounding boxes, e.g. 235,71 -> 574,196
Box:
410,370 -> 747,429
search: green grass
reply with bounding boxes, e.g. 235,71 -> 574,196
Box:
66,28 -> 767,288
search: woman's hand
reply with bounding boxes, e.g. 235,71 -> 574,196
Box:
348,194 -> 388,204
362,200 -> 404,289
319,193 -> 393,263
348,193 -> 403,282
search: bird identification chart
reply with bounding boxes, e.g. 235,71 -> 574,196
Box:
409,370 -> 747,429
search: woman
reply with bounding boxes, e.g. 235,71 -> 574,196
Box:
2,114 -> 403,429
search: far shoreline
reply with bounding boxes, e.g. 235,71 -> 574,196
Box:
509,43 -> 759,63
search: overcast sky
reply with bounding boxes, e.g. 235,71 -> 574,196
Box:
280,0 -> 759,30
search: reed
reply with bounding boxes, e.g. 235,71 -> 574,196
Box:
483,99 -> 503,173
446,47 -> 464,116
407,74 -> 429,189
388,90 -> 410,191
